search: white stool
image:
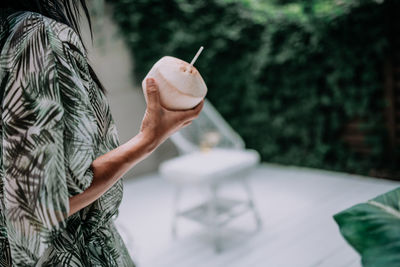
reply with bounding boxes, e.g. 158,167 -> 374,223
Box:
159,148 -> 262,252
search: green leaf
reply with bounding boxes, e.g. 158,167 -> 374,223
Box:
334,187 -> 400,267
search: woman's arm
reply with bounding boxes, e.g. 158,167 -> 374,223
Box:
68,132 -> 152,216
68,78 -> 203,216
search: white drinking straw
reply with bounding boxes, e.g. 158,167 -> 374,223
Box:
190,46 -> 204,66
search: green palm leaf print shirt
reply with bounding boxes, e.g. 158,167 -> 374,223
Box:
0,10 -> 135,266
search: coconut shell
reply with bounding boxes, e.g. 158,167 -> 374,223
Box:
142,56 -> 207,110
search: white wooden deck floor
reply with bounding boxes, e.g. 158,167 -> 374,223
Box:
115,164 -> 400,267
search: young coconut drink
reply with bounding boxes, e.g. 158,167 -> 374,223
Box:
142,47 -> 207,110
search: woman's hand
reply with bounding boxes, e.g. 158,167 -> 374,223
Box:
140,77 -> 204,149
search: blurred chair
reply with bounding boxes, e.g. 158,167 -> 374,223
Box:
159,99 -> 262,252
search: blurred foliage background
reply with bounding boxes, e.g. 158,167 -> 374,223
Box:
106,0 -> 400,178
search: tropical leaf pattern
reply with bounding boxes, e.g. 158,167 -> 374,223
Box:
0,10 -> 135,266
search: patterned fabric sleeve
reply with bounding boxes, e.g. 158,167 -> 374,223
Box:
1,13 -> 95,264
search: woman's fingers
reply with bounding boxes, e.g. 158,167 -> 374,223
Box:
176,100 -> 204,122
145,78 -> 160,108
164,100 -> 204,123
186,100 -> 204,119
183,120 -> 193,126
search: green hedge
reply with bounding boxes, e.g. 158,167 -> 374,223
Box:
107,0 -> 399,177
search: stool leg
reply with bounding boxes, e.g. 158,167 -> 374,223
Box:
242,178 -> 262,230
207,184 -> 221,253
171,185 -> 182,238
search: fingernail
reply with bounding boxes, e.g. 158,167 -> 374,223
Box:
146,78 -> 155,86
